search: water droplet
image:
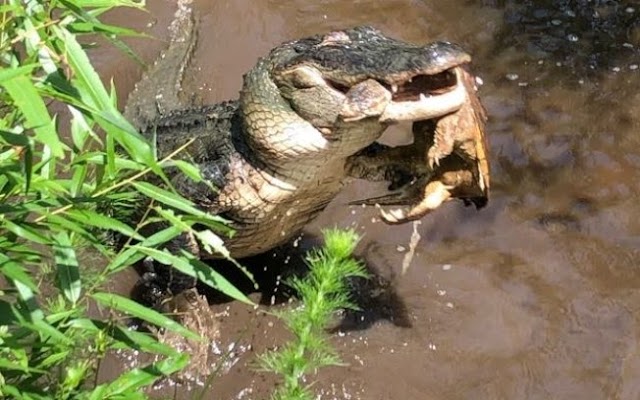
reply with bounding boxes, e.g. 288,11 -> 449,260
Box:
505,73 -> 519,81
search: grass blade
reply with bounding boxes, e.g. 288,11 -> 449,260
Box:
52,231 -> 81,304
91,292 -> 200,340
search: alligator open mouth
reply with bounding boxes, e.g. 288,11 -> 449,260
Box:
379,68 -> 465,122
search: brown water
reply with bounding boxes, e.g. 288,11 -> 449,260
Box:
95,1 -> 640,399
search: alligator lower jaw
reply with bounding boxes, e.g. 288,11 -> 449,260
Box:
379,68 -> 466,123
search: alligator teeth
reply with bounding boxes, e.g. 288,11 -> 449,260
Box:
419,93 -> 428,101
391,84 -> 398,93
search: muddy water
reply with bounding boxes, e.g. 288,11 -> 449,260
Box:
95,1 -> 640,399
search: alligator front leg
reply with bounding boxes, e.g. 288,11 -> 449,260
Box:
345,121 -> 436,190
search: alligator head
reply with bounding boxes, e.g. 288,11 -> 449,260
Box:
240,26 -> 472,170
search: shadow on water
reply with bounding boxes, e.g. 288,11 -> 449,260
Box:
194,233 -> 412,330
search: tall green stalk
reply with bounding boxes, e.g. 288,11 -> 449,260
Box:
259,228 -> 368,400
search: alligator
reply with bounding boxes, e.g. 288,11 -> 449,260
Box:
124,10 -> 485,303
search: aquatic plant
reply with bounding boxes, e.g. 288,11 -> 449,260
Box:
259,228 -> 368,400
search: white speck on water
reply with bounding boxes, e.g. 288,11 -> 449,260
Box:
267,321 -> 273,327
518,82 -> 529,87
370,217 -> 377,223
338,331 -> 346,337
446,302 -> 454,308
612,66 -> 621,72
551,19 -> 562,26
475,76 -> 484,86
351,209 -> 356,214
505,73 -> 519,81
437,289 -> 447,296
293,235 -> 302,247
442,264 -> 451,271
623,42 -> 634,48
556,62 -> 563,67
236,387 -> 254,399
567,34 -> 579,42
565,9 -> 576,17
396,245 -> 406,252
625,7 -> 635,13
630,64 -> 638,70
428,343 -> 437,351
285,209 -> 293,216
578,79 -> 584,84
538,59 -> 544,65
270,295 -> 276,305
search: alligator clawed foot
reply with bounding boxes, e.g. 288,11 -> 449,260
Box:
379,181 -> 454,224
351,176 -> 456,225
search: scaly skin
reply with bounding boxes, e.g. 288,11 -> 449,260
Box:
124,8 -> 479,304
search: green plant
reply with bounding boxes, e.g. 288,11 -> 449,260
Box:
0,1 -> 251,398
259,228 -> 368,400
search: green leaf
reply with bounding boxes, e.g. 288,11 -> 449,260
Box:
133,246 -> 253,305
166,159 -> 203,182
0,74 -> 65,158
66,208 -> 144,241
53,231 -> 81,304
0,256 -> 39,292
1,219 -> 49,245
106,225 -> 183,273
102,354 -> 189,396
51,25 -> 157,168
132,181 -> 225,224
0,64 -> 38,83
91,292 -> 200,340
70,318 -> 179,356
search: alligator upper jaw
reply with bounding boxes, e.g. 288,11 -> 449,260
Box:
338,68 -> 467,123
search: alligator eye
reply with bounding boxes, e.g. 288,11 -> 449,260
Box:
391,69 -> 458,102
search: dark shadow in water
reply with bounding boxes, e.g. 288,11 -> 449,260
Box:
191,233 -> 412,330
477,0 -> 639,77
